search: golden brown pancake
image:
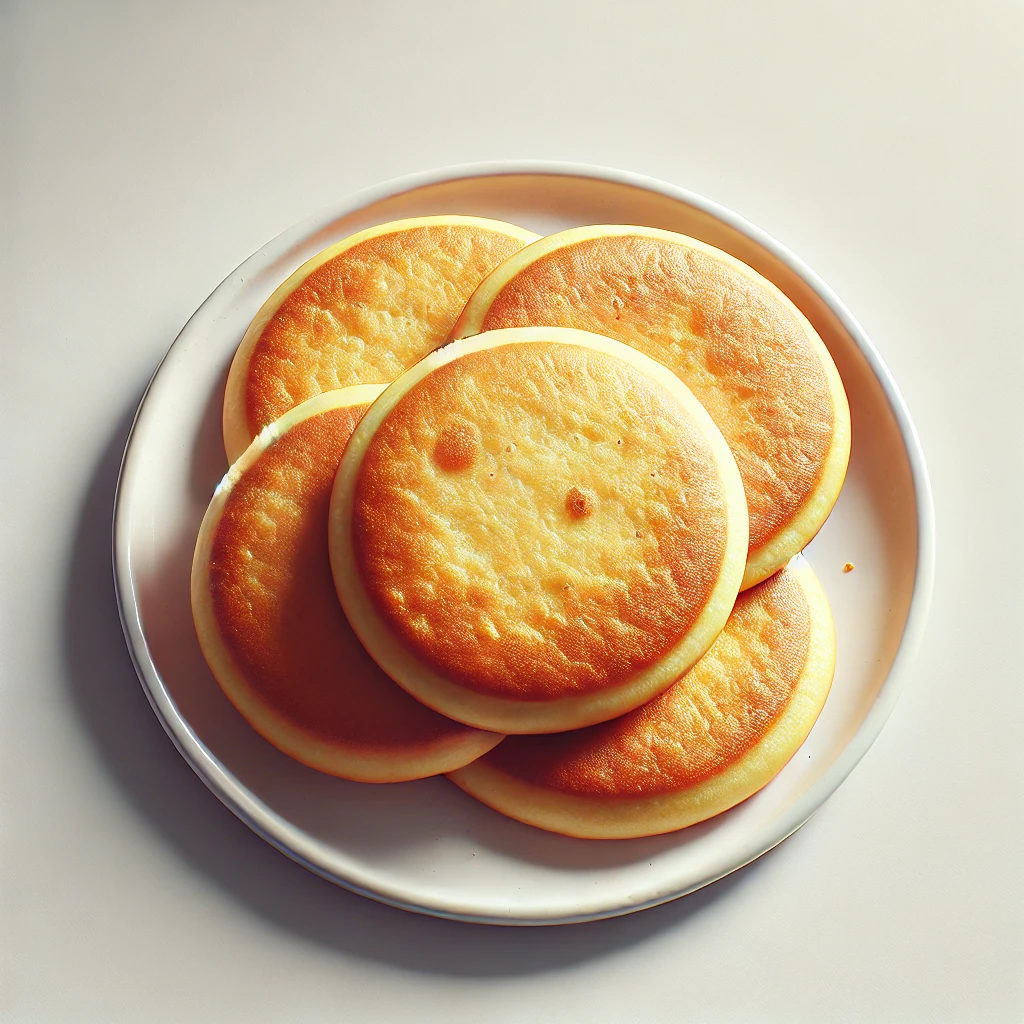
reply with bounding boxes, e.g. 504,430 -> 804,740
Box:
448,557 -> 835,838
329,327 -> 749,735
192,386 -> 502,782
223,216 -> 539,463
453,226 -> 851,589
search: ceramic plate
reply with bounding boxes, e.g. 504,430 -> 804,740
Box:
113,162 -> 934,925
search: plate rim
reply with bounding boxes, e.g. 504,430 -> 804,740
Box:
111,160 -> 937,926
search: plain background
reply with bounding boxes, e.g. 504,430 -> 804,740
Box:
3,1 -> 1022,1021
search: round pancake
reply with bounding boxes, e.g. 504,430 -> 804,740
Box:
453,226 -> 851,589
223,216 -> 539,463
448,557 -> 835,838
329,326 -> 749,735
192,386 -> 502,782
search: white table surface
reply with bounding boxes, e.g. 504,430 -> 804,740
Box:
3,2 -> 1022,1020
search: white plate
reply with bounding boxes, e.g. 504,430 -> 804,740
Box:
113,162 -> 935,925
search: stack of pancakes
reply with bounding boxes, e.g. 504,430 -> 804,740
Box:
192,215 -> 850,839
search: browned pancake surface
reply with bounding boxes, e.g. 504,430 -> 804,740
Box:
482,567 -> 811,796
351,341 -> 730,702
478,234 -> 835,552
209,404 -> 475,750
244,225 -> 529,439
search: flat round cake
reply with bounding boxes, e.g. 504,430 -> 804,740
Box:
453,226 -> 851,588
329,326 -> 748,734
223,215 -> 539,462
192,386 -> 502,782
448,558 -> 835,838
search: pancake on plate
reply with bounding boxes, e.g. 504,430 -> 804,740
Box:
448,558 -> 835,838
329,326 -> 749,735
453,225 -> 851,589
223,215 -> 539,463
192,386 -> 502,782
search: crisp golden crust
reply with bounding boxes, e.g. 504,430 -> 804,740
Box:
448,558 -> 835,837
222,217 -> 538,463
192,388 -> 502,782
353,341 -> 729,699
481,567 -> 810,795
454,227 -> 851,588
330,327 -> 749,734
